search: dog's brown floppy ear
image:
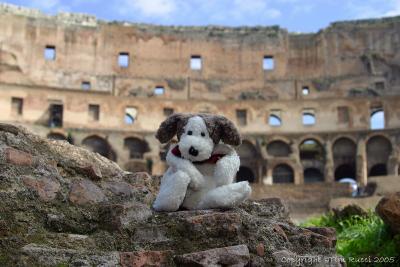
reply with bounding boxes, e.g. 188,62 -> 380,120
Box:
217,115 -> 242,146
156,113 -> 189,144
201,114 -> 241,146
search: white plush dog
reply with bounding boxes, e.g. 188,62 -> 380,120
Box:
153,113 -> 252,211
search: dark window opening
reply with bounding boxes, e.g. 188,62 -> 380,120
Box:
81,81 -> 91,90
236,166 -> 255,183
267,141 -> 291,157
82,135 -> 116,161
335,164 -> 356,181
44,45 -> 56,60
11,97 -> 23,116
163,108 -> 174,117
304,168 -> 324,183
369,164 -> 387,177
49,104 -> 63,128
118,52 -> 129,68
300,139 -> 325,161
273,164 -> 294,183
88,104 -> 100,121
236,109 -> 247,126
263,55 -> 274,70
124,137 -> 150,159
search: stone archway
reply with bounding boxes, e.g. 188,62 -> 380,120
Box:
267,140 -> 291,157
369,164 -> 388,177
236,166 -> 255,183
304,168 -> 324,183
272,164 -> 294,183
237,140 -> 260,183
333,137 -> 357,181
335,164 -> 356,181
124,137 -> 150,159
82,135 -> 116,161
299,138 -> 325,182
367,135 -> 392,177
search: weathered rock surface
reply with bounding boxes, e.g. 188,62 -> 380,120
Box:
376,192 -> 400,235
0,123 -> 343,266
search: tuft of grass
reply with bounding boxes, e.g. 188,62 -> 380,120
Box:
302,211 -> 400,266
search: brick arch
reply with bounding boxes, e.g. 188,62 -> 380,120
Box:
236,139 -> 261,183
297,135 -> 325,148
267,140 -> 291,157
331,134 -> 358,146
82,135 -> 117,161
123,137 -> 150,159
366,134 -> 392,177
272,164 -> 295,184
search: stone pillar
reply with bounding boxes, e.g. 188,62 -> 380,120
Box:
357,138 -> 368,186
325,139 -> 334,183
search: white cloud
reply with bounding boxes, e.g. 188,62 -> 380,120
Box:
120,0 -> 176,17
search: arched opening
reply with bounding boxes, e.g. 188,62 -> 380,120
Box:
302,113 -> 315,125
333,138 -> 356,181
268,115 -> 281,127
370,109 -> 385,130
299,139 -> 325,161
300,139 -> 325,183
273,164 -> 294,183
335,164 -> 356,181
237,140 -> 260,182
367,136 -> 392,177
82,135 -> 116,161
304,168 -> 324,183
237,140 -> 258,158
369,164 -> 388,177
125,114 -> 134,125
47,132 -> 66,141
267,140 -> 291,157
236,166 -> 255,183
124,137 -> 150,159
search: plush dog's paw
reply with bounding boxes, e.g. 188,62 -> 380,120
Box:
188,175 -> 204,191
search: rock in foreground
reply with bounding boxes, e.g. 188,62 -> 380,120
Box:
376,192 -> 400,235
0,123 -> 343,266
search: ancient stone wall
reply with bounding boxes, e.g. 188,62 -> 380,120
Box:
0,3 -> 399,188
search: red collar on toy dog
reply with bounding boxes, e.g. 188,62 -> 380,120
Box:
171,146 -> 225,164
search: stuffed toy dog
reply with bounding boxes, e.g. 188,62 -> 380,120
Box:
153,113 -> 251,211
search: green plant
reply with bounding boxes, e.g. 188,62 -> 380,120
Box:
302,211 -> 400,267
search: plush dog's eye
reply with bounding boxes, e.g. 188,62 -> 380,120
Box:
201,132 -> 205,137
187,131 -> 193,135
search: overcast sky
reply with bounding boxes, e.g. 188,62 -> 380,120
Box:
2,0 -> 400,32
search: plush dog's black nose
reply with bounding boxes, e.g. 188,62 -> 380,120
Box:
189,146 -> 199,156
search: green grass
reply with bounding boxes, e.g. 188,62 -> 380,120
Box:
302,211 -> 400,266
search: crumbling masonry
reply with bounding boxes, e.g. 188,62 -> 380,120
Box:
0,3 -> 399,198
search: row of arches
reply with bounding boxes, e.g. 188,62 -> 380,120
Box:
47,133 -> 150,162
238,134 -> 394,184
48,131 -> 395,183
